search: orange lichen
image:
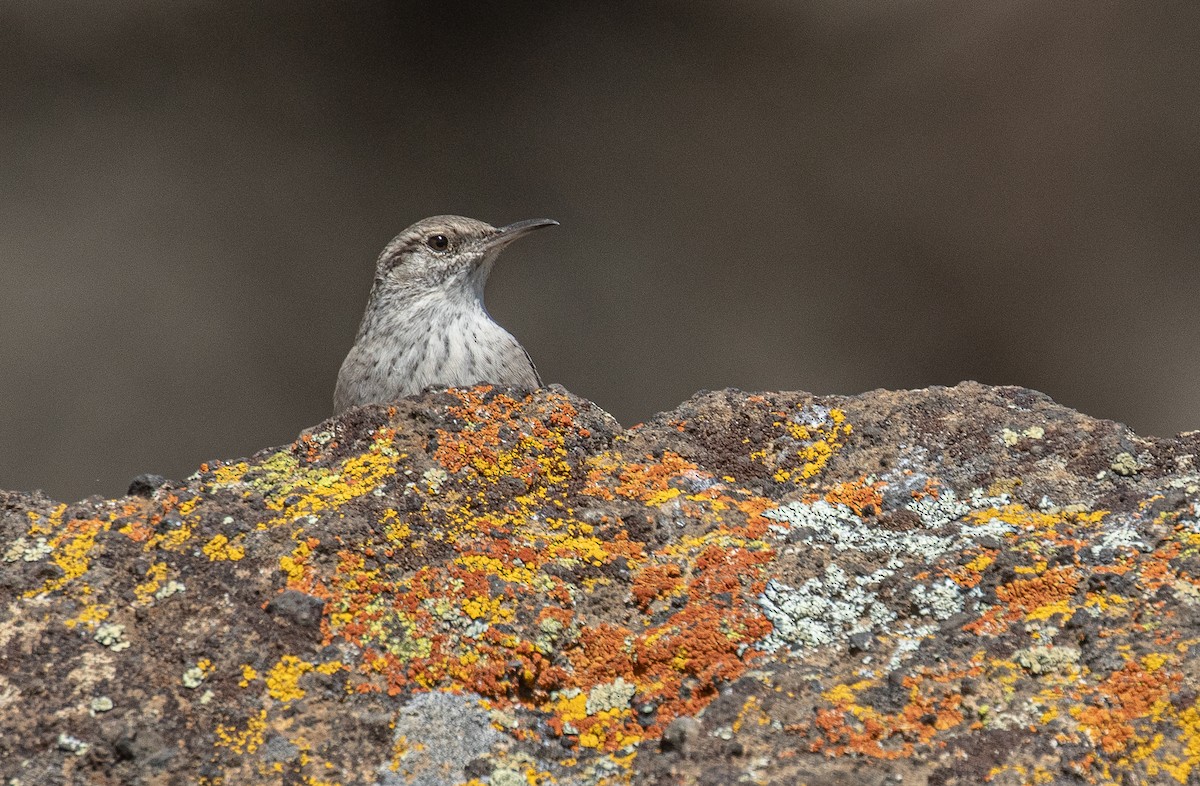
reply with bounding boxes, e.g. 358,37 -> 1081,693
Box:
802,671 -> 972,759
433,387 -> 578,489
820,480 -> 885,516
583,451 -> 702,504
996,566 -> 1081,622
960,555 -> 1085,637
1072,657 -> 1180,755
630,563 -> 684,611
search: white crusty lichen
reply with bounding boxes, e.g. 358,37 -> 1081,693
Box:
764,500 -> 948,561
906,492 -> 972,527
910,579 -> 964,621
756,565 -> 896,652
763,487 -> 1015,564
56,733 -> 90,756
1089,521 -> 1147,556
757,486 -> 1020,656
1180,504 -> 1200,534
907,488 -> 1010,528
756,568 -> 970,659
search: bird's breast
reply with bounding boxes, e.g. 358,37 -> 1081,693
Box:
339,302 -> 538,406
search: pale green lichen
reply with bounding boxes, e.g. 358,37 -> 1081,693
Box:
3,536 -> 51,563
490,768 -> 525,786
586,677 -> 637,716
1002,425 -> 1045,446
1014,645 -> 1080,676
56,733 -> 90,757
182,660 -> 213,689
421,466 -> 449,493
154,580 -> 186,600
1112,451 -> 1142,476
93,623 -> 129,652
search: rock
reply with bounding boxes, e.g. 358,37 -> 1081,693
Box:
265,588 -> 327,630
126,473 -> 168,497
660,716 -> 703,753
2,382 -> 1199,785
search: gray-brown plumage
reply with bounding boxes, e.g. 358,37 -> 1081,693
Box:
333,215 -> 556,414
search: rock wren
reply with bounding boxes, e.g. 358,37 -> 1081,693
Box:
333,215 -> 557,414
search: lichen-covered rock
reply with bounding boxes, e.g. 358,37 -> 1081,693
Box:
3,382 -> 1200,785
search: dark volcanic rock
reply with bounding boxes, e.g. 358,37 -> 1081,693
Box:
126,473 -> 168,498
3,382 -> 1200,785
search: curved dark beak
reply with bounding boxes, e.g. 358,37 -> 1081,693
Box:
485,218 -> 559,249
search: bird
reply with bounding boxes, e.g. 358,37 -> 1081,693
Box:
333,215 -> 557,414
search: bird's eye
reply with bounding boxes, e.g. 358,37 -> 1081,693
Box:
427,234 -> 449,251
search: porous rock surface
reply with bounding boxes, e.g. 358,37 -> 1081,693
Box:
3,383 -> 1200,785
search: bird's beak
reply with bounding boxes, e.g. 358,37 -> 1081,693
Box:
484,218 -> 559,250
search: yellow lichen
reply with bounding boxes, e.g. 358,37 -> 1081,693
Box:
203,534 -> 246,561
208,430 -> 400,531
266,655 -> 314,702
65,602 -> 111,629
280,534 -> 319,587
133,562 -> 169,605
764,407 -> 852,482
379,508 -> 411,542
645,488 -> 681,506
24,516 -> 107,597
214,709 -> 268,754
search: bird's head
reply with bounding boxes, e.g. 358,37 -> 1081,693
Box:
373,215 -> 557,300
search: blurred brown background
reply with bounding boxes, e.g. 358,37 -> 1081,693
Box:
2,2 -> 1198,501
